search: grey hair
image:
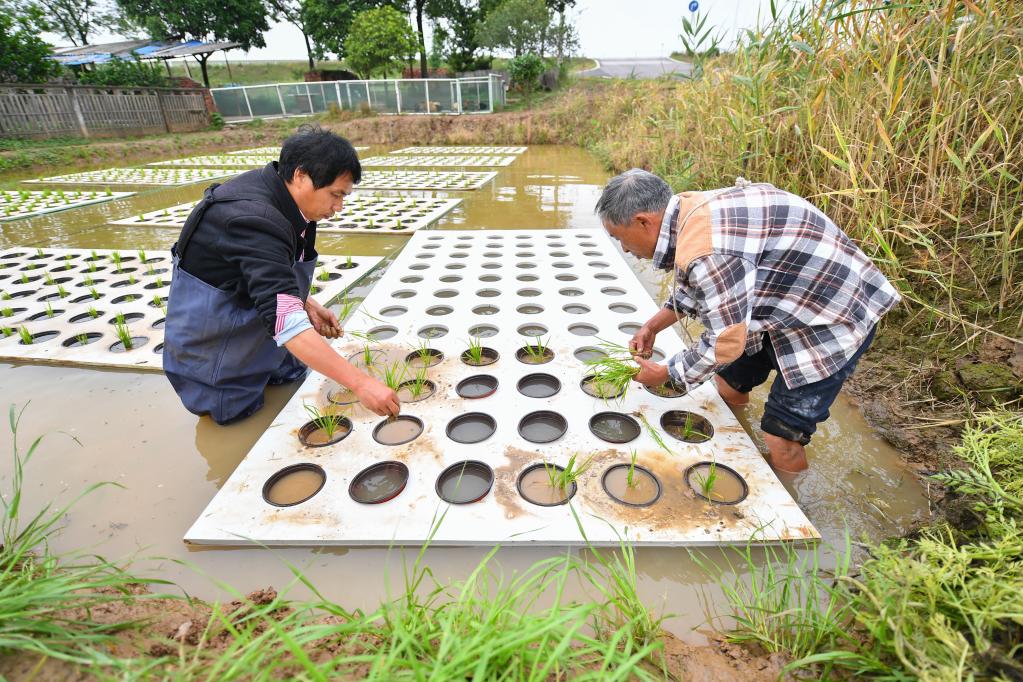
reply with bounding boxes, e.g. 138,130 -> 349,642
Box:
594,169 -> 672,227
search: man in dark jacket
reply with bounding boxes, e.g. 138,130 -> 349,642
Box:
163,125 -> 399,424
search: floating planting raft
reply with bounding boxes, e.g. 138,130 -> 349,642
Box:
357,171 -> 497,191
0,247 -> 380,371
1,190 -> 134,222
392,146 -> 528,155
185,229 -> 818,547
360,155 -> 516,168
112,195 -> 462,235
148,154 -> 278,168
227,146 -> 368,155
23,167 -> 245,187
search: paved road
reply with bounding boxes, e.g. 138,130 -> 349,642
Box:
579,57 -> 693,79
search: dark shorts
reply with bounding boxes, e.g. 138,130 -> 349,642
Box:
716,326 -> 876,444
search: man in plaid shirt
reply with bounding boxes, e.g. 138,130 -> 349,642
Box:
596,169 -> 900,474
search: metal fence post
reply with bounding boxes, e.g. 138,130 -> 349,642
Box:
487,76 -> 493,113
365,82 -> 371,110
334,81 -> 341,111
305,84 -> 314,113
276,85 -> 287,117
394,80 -> 401,114
242,86 -> 254,119
67,87 -> 90,138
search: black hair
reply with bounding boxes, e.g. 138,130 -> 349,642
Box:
278,124 -> 362,188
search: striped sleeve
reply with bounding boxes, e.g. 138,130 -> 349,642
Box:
273,294 -> 312,345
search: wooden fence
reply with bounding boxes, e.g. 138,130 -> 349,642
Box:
0,84 -> 212,139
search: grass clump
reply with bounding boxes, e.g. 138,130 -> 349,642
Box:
546,452 -> 593,490
462,335 -> 485,365
302,402 -> 345,441
113,320 -> 133,350
711,410 -> 1023,679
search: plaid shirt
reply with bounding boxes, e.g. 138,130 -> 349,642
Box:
654,181 -> 900,389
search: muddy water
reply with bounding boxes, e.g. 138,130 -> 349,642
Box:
349,461 -> 408,504
437,461 -> 494,504
265,467 -> 325,506
603,465 -> 660,506
373,416 -> 423,445
686,464 -> 747,504
518,465 -> 575,506
0,144 -> 929,644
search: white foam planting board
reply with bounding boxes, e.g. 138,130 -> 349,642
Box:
23,167 -> 244,187
185,229 -> 819,548
361,155 -> 516,168
1,190 -> 135,222
0,247 -> 381,371
111,195 -> 462,236
358,171 -> 497,191
227,146 -> 368,155
148,154 -> 277,168
392,146 -> 528,155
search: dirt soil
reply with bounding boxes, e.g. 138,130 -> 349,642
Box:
0,587 -> 788,681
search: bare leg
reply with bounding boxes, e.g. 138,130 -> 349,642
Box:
715,374 -> 750,407
763,432 -> 808,473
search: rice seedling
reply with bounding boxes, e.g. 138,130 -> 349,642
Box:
74,332 -> 90,346
545,452 -> 593,490
627,449 -> 638,488
362,343 -> 375,368
44,302 -> 55,318
583,338 -> 640,401
127,274 -> 136,285
17,326 -> 32,344
336,293 -> 357,321
34,247 -> 43,257
62,254 -> 73,270
0,292 -> 9,301
87,261 -> 97,273
113,320 -> 133,349
692,459 -> 718,498
19,273 -> 29,285
111,251 -> 122,271
56,284 -> 68,298
635,412 -> 674,456
43,272 -> 54,286
302,402 -> 342,440
406,367 -> 430,399
0,326 -> 13,337
87,306 -> 99,319
151,293 -> 163,308
114,311 -> 125,326
137,249 -> 146,261
463,335 -> 484,365
380,361 -> 408,390
89,287 -> 100,300
520,335 -> 550,362
414,339 -> 434,365
345,254 -> 353,268
154,276 -> 163,288
83,275 -> 95,286
1,307 -> 12,318
316,269 -> 331,282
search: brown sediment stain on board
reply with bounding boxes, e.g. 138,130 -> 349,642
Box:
493,446 -> 542,520
578,446 -> 747,536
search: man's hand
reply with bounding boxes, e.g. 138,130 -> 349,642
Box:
353,375 -> 401,417
629,325 -> 656,359
633,357 -> 669,387
305,298 -> 342,339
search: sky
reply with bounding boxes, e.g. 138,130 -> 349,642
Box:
47,0 -> 806,61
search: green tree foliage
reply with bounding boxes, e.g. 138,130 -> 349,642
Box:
427,0 -> 498,73
266,0 -> 317,70
477,0 -> 549,58
507,53 -> 546,94
0,4 -> 61,83
76,57 -> 169,86
346,5 -> 417,79
115,0 -> 270,87
302,0 -> 398,61
34,0 -> 118,46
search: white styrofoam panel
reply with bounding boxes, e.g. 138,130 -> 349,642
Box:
1,190 -> 135,222
361,155 -> 516,168
0,247 -> 381,371
227,146 -> 368,155
148,155 -> 277,168
392,146 -> 528,155
111,195 -> 462,236
358,171 -> 497,191
23,167 -> 244,186
185,229 -> 819,548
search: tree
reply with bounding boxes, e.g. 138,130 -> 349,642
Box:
302,0 -> 399,62
116,0 -> 270,87
477,0 -> 550,58
266,0 -> 316,70
76,57 -> 168,86
426,0 -> 498,74
345,5 -> 417,79
0,4 -> 60,83
545,0 -> 575,65
34,0 -> 118,46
